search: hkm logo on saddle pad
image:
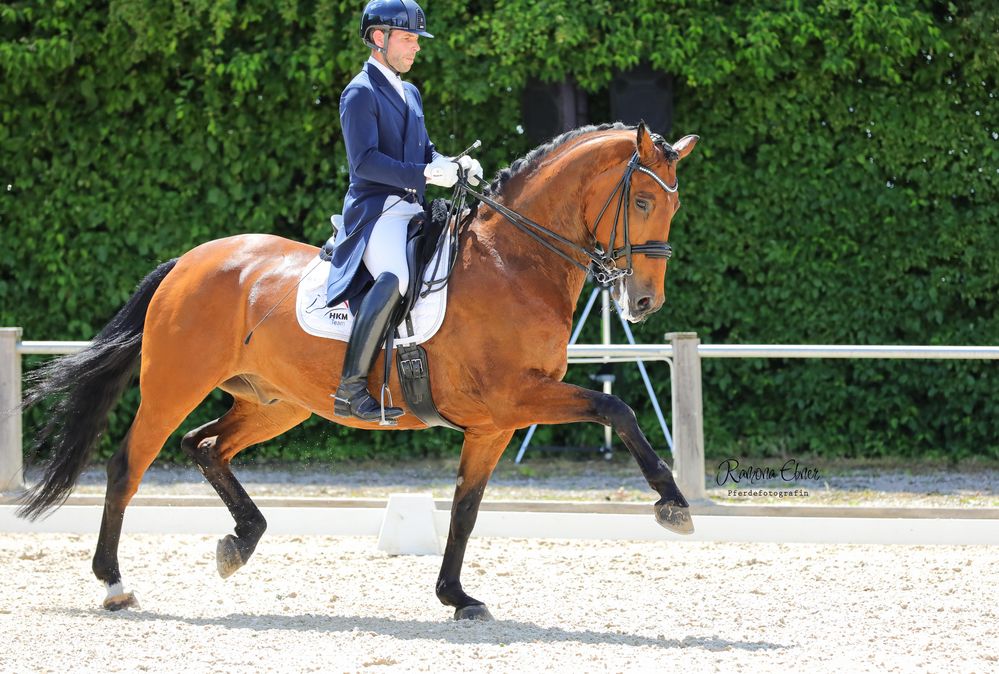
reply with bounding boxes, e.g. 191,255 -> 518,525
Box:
325,307 -> 351,328
295,245 -> 450,346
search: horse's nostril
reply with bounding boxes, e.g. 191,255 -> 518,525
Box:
636,296 -> 652,312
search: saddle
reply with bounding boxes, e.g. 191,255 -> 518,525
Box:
320,199 -> 463,432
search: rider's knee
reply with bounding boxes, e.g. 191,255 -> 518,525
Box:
375,270 -> 408,296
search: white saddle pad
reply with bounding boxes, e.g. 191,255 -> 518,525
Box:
295,245 -> 450,346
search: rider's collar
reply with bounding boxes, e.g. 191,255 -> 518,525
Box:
367,56 -> 405,99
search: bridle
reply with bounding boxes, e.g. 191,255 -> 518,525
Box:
452,151 -> 678,287
587,152 -> 678,284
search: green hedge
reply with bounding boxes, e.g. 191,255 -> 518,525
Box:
2,1 -> 997,464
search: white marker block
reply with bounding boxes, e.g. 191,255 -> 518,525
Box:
377,493 -> 442,556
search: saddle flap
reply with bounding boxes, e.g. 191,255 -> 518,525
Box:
396,198 -> 453,321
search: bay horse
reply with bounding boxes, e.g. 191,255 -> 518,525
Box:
19,122 -> 698,620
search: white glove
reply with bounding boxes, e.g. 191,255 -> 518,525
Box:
455,155 -> 484,186
424,156 -> 459,188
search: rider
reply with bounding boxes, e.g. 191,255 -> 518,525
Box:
328,0 -> 483,423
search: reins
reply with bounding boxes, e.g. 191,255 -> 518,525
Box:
432,151 -> 677,290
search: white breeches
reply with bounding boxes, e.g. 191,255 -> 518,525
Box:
361,196 -> 422,296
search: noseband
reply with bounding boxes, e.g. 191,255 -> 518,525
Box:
455,152 -> 678,287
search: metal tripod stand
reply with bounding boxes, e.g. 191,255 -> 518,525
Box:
513,286 -> 674,463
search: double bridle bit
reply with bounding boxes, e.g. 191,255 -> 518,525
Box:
456,152 -> 677,287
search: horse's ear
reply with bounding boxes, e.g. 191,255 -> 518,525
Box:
672,135 -> 699,162
636,121 -> 657,164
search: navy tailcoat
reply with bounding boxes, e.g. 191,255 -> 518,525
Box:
325,62 -> 442,308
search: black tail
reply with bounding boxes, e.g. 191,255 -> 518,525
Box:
17,259 -> 179,520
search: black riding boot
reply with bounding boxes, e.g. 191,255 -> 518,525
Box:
333,272 -> 405,422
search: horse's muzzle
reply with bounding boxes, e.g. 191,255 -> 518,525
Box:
612,280 -> 663,322
629,293 -> 663,321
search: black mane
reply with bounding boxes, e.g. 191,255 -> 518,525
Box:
483,122 -> 677,196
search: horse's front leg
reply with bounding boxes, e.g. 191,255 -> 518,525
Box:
503,377 -> 694,534
436,428 -> 514,621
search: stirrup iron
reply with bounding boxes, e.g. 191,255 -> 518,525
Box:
379,384 -> 398,427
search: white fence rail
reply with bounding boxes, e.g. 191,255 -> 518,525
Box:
3,327 -> 999,497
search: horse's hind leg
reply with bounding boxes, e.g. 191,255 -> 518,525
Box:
93,398 -> 201,610
181,398 -> 309,578
436,428 -> 514,621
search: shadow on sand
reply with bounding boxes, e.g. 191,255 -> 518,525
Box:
57,606 -> 784,652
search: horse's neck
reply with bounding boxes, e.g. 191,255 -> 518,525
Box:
466,174 -> 591,312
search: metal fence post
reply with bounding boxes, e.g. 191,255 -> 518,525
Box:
667,332 -> 706,500
0,327 -> 24,494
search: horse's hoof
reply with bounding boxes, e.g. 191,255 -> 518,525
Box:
103,591 -> 139,611
655,500 -> 694,535
216,534 -> 245,579
454,604 -> 494,621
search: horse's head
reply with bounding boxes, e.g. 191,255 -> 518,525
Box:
585,124 -> 698,322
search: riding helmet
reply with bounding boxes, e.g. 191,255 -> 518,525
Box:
360,0 -> 433,50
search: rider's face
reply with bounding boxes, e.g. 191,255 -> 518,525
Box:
376,30 -> 420,74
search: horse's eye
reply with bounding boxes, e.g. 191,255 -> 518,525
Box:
635,198 -> 649,212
